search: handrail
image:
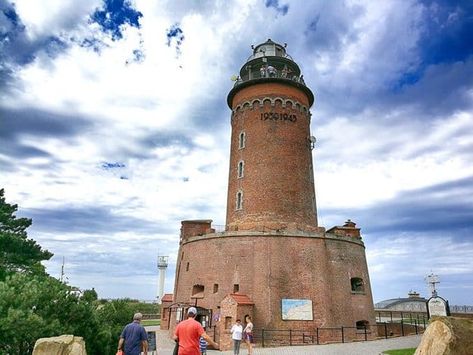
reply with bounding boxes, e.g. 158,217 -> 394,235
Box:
252,321 -> 425,348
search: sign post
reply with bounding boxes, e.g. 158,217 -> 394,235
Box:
147,331 -> 157,355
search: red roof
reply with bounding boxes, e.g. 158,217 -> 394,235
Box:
161,293 -> 173,302
229,293 -> 254,305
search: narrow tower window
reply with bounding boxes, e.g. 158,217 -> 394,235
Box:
233,284 -> 240,293
238,161 -> 244,178
351,277 -> 365,292
236,191 -> 243,210
192,284 -> 204,297
356,320 -> 369,330
239,131 -> 246,149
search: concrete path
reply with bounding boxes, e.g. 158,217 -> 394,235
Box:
145,327 -> 421,355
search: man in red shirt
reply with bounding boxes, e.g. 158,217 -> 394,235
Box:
173,307 -> 218,355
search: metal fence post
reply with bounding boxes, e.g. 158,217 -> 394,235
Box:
316,327 -> 319,345
289,329 -> 292,346
401,319 -> 404,336
364,325 -> 368,341
415,319 -> 418,334
384,322 -> 388,339
261,329 -> 265,348
341,326 -> 344,343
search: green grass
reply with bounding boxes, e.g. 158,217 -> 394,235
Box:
383,348 -> 416,355
142,319 -> 161,326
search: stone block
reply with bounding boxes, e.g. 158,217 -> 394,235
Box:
32,335 -> 86,355
415,316 -> 473,355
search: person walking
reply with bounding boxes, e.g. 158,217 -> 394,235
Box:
173,307 -> 218,355
117,312 -> 149,355
243,315 -> 253,355
230,319 -> 243,355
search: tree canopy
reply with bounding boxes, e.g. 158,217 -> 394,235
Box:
0,273 -> 107,354
0,189 -> 53,279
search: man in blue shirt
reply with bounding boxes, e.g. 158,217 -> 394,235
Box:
118,312 -> 149,355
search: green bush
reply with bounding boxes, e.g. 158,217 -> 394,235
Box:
0,273 -> 100,355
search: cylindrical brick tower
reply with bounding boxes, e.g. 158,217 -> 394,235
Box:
167,40 -> 377,350
226,39 -> 317,232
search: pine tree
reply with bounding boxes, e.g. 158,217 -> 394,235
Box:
0,188 -> 53,279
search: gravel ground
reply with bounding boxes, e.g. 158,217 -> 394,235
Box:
146,327 -> 421,355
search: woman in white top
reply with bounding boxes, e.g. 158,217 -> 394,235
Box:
243,315 -> 253,355
230,319 -> 243,355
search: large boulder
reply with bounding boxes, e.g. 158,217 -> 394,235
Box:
32,334 -> 86,355
415,317 -> 473,355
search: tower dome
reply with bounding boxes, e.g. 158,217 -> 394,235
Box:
228,39 -> 314,108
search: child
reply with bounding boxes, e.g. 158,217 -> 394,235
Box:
230,319 -> 243,355
199,335 -> 208,355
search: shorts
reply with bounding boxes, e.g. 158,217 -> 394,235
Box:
244,332 -> 254,343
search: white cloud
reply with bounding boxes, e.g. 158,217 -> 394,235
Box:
14,0 -> 100,39
313,108 -> 473,211
366,233 -> 473,304
1,0 -> 472,305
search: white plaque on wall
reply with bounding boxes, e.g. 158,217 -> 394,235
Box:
281,299 -> 313,320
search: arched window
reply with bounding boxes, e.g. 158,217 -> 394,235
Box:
239,131 -> 246,149
236,191 -> 243,210
238,161 -> 244,178
351,277 -> 365,292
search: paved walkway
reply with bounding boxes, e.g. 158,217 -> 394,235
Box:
146,327 -> 421,355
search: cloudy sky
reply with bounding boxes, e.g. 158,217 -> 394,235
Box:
1,0 -> 472,305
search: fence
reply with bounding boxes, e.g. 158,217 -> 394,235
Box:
142,313 -> 160,320
375,310 -> 429,324
253,320 -> 426,348
450,305 -> 473,313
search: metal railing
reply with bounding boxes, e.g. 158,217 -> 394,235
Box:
375,310 -> 429,323
450,305 -> 473,313
252,321 -> 426,348
234,71 -> 307,88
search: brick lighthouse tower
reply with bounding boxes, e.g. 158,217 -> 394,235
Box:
226,39 -> 317,233
163,40 -> 377,349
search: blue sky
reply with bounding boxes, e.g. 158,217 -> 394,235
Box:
1,0 -> 472,305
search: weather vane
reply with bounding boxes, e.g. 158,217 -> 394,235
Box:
425,272 -> 440,297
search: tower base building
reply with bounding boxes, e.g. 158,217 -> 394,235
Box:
165,40 -> 377,349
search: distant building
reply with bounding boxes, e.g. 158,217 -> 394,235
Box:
375,291 -> 427,312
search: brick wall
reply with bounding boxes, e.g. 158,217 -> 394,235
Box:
170,231 -> 377,347
226,82 -> 318,232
